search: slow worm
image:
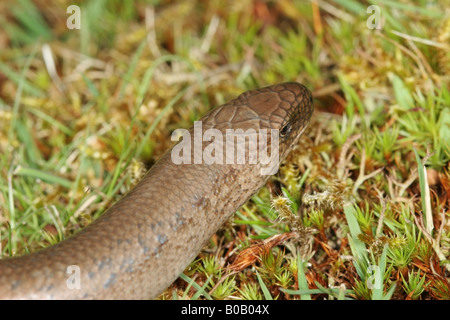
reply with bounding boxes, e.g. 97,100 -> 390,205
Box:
0,82 -> 313,299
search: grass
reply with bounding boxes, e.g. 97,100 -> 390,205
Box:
0,0 -> 449,300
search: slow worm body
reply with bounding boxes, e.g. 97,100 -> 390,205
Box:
0,82 -> 313,299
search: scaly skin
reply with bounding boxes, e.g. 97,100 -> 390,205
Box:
0,82 -> 313,299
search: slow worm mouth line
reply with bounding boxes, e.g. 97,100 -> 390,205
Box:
0,82 -> 313,300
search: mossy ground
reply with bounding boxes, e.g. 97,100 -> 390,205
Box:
0,0 -> 449,300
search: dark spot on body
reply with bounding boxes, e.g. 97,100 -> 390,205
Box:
98,258 -> 112,271
138,233 -> 146,247
11,280 -> 21,290
157,234 -> 167,245
103,273 -> 117,289
193,196 -> 210,210
43,284 -> 54,292
175,212 -> 184,226
38,283 -> 54,293
121,258 -> 135,273
117,238 -> 131,245
125,266 -> 134,273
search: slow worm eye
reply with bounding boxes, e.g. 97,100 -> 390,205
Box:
280,123 -> 291,137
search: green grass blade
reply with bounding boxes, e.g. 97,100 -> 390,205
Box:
136,87 -> 187,158
343,203 -> 368,261
297,255 -> 311,300
0,62 -> 44,97
413,147 -> 433,236
179,273 -> 213,300
118,39 -> 147,99
81,73 -> 100,98
26,107 -> 74,136
371,245 -> 387,300
15,167 -> 73,189
255,269 -> 273,300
